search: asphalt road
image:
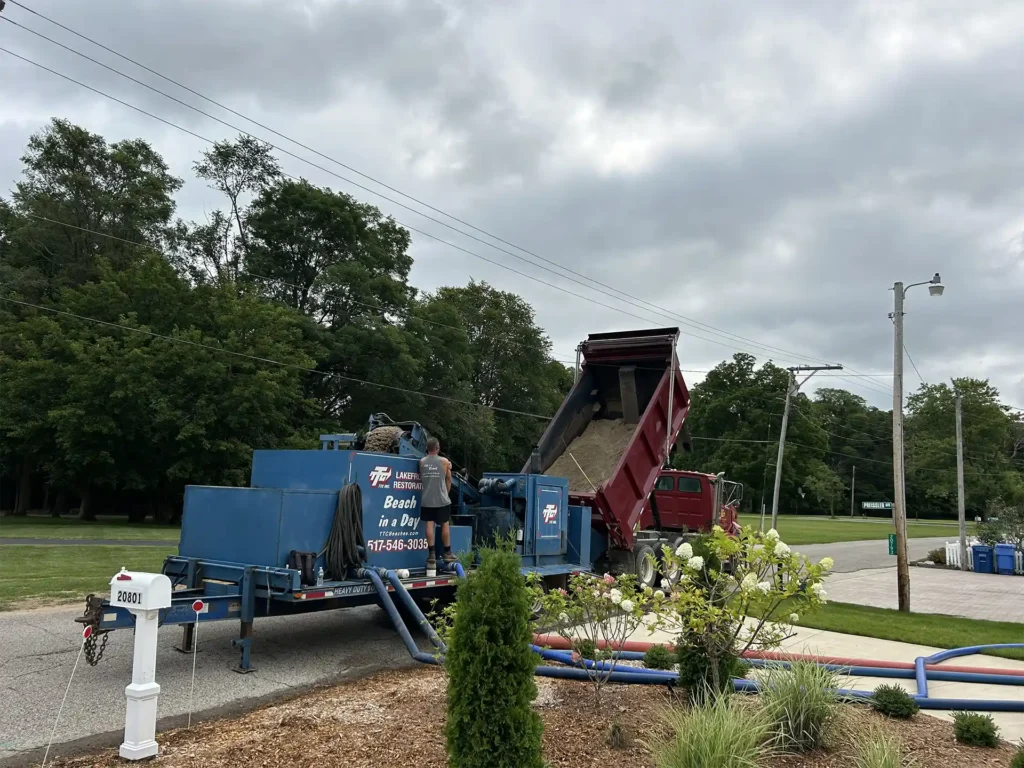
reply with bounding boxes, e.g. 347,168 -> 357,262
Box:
0,604 -> 418,766
792,536 -> 950,573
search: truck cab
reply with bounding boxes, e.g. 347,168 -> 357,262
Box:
639,470 -> 742,537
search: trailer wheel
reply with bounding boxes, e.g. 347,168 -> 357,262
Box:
660,537 -> 684,585
633,543 -> 658,589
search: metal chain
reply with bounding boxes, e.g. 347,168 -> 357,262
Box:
81,594 -> 109,666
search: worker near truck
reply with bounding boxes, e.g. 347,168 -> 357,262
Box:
419,437 -> 456,568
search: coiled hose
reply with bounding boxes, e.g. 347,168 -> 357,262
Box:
326,483 -> 366,578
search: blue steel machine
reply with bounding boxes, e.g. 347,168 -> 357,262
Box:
78,328 -> 689,672
78,416 -> 593,671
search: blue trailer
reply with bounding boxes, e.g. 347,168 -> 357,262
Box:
76,328 -> 690,671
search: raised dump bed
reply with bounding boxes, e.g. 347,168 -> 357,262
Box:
528,327 -> 691,553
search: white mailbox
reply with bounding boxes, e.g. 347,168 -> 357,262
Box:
110,568 -> 173,760
111,569 -> 172,612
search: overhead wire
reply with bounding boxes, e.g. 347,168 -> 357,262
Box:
0,6 -> 899,399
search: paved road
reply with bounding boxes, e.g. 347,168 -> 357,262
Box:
792,536 -> 950,573
0,538 -> 174,546
0,604 -> 417,766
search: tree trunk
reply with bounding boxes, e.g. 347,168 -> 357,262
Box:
154,500 -> 174,525
52,488 -> 68,518
13,462 -> 33,516
77,487 -> 96,521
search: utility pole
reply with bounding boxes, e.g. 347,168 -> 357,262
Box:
770,364 -> 843,531
954,384 -> 967,571
850,466 -> 856,517
890,273 -> 944,612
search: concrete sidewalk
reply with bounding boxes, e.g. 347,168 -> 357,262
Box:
627,622 -> 1024,742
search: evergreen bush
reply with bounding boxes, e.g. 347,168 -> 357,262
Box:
445,546 -> 543,768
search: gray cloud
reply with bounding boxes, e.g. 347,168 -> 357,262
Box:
1,0 -> 1022,408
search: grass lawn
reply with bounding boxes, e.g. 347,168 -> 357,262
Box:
0,514 -> 180,541
794,601 -> 1024,661
737,514 -> 972,545
0,544 -> 177,610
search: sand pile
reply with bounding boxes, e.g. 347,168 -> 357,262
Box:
544,418 -> 635,493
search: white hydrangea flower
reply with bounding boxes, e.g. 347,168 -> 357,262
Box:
712,524 -> 723,533
620,599 -> 634,612
609,589 -> 623,605
789,613 -> 799,623
559,612 -> 571,624
756,581 -> 772,593
675,541 -> 693,559
654,589 -> 665,599
810,582 -> 825,596
819,556 -> 834,571
775,541 -> 791,556
741,573 -> 758,591
643,584 -> 654,595
766,528 -> 780,541
686,555 -> 705,571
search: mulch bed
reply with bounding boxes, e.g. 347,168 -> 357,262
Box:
52,667 -> 1019,768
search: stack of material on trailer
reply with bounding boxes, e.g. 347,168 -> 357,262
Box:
364,426 -> 403,453
544,418 -> 635,493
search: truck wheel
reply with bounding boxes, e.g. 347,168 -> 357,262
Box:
659,536 -> 684,585
633,543 -> 658,589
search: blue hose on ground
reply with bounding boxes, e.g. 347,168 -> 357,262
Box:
742,657 -> 1024,686
361,568 -> 437,665
534,665 -> 679,685
925,643 -> 1024,664
531,646 -> 678,678
454,562 -> 466,579
915,657 -> 929,698
384,570 -> 445,652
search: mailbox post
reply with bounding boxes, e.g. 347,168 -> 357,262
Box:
110,568 -> 172,760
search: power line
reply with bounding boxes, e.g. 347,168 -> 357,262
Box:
904,344 -> 926,386
0,5 -> 898,399
0,296 -> 556,420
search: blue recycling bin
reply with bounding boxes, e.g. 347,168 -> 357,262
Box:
994,544 -> 1017,575
972,545 -> 994,574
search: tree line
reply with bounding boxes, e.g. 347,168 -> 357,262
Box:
0,120 -> 571,521
2,120 -> 1021,523
675,354 -> 1024,520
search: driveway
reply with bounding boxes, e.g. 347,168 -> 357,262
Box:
793,536 -> 950,573
824,566 -> 1024,622
0,604 -> 416,766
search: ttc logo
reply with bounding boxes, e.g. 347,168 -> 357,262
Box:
369,466 -> 393,488
542,503 -> 558,524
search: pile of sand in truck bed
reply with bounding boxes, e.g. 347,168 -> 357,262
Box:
544,418 -> 636,493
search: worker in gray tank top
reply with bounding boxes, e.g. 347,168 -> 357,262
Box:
419,437 -> 456,568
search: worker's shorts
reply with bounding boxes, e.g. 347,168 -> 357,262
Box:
422,504 -> 451,524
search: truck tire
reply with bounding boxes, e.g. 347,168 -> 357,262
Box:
660,536 -> 684,585
633,543 -> 658,589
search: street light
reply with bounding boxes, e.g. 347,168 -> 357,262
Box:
890,272 -> 944,612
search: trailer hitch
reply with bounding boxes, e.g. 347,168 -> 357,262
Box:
73,593 -> 111,666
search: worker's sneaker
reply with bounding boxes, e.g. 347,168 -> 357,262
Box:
426,554 -> 437,570
442,549 -> 457,563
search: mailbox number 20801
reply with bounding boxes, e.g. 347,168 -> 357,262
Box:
116,590 -> 143,605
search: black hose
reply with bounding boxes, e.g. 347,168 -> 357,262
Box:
326,483 -> 366,578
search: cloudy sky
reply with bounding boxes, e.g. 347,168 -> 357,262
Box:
2,0 -> 1022,410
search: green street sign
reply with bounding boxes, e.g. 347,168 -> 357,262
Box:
888,533 -> 896,556
862,501 -> 894,510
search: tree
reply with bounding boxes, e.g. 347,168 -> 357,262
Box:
905,379 -> 1023,518
674,354 -> 827,514
445,545 -> 543,768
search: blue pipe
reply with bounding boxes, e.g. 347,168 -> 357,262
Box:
454,562 -> 466,579
384,570 -> 445,652
915,657 -> 929,698
534,665 -> 678,685
915,697 -> 1024,712
531,646 -> 678,678
742,657 -> 1024,686
924,643 -> 1024,664
361,568 -> 437,665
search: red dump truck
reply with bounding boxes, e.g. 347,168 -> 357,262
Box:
528,327 -> 743,586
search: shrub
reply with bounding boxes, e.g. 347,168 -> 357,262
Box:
575,638 -> 598,661
926,548 -> 946,565
445,546 -> 543,768
648,694 -> 775,768
952,711 -> 1000,747
854,732 -> 905,768
643,644 -> 675,670
1010,741 -> 1024,768
871,684 -> 919,719
759,662 -> 844,752
676,639 -> 748,704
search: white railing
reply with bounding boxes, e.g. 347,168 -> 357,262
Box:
945,540 -> 1024,574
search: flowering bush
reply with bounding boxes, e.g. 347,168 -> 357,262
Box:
647,527 -> 832,697
529,571 -> 648,698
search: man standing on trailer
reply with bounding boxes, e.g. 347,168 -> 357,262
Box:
419,437 -> 456,568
